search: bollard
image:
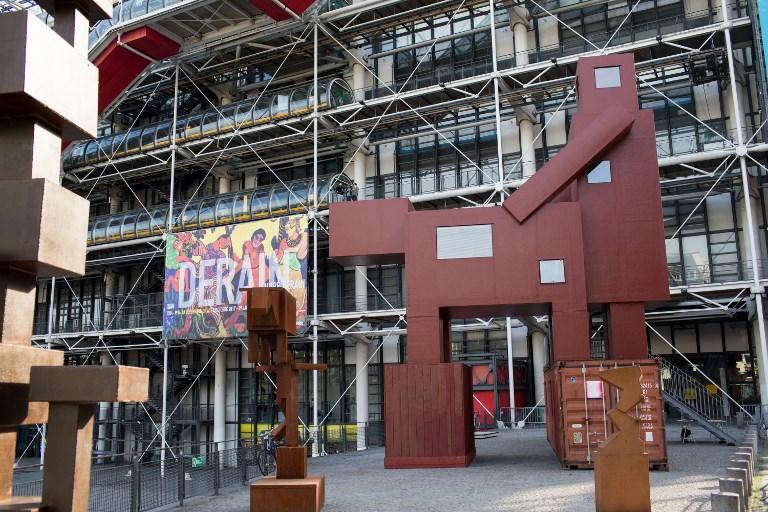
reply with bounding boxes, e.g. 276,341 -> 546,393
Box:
726,467 -> 750,498
733,449 -> 757,476
730,458 -> 752,487
733,452 -> 753,475
711,491 -> 740,512
719,478 -> 745,512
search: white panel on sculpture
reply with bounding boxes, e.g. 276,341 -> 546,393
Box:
539,259 -> 565,284
587,161 -> 612,184
436,224 -> 493,259
595,66 -> 621,88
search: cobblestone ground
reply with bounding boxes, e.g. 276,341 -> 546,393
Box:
183,425 -> 738,512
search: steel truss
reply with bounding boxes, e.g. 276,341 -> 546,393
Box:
45,0 -> 768,454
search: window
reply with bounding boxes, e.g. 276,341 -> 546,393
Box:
539,260 -> 565,284
595,66 -> 621,88
436,225 -> 493,259
587,161 -> 612,183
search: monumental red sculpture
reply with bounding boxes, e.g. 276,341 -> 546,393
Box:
329,53 -> 669,469
246,287 -> 327,512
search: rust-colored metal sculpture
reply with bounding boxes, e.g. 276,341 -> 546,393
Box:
0,2 -> 149,510
246,287 -> 327,512
328,53 -> 669,469
594,366 -> 651,512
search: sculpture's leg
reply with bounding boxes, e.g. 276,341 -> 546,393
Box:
0,430 -> 15,500
42,404 -> 94,512
405,315 -> 445,364
605,302 -> 647,360
550,308 -> 591,360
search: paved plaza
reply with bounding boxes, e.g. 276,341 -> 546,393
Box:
181,426 -> 751,512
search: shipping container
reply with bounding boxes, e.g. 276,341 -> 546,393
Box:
545,359 -> 668,470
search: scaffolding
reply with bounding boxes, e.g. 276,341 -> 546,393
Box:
19,0 -> 768,461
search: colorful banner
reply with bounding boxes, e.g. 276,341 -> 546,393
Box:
163,215 -> 309,340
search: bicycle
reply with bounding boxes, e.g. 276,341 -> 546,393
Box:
257,430 -> 277,476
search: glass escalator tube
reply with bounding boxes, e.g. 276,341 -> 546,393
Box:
215,195 -> 235,225
250,189 -> 269,220
233,192 -> 251,222
86,173 -> 348,245
65,79 -> 356,172
198,197 -> 216,227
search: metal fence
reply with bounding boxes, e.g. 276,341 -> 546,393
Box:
12,424 -> 385,512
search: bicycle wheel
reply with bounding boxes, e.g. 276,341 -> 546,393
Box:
258,450 -> 276,476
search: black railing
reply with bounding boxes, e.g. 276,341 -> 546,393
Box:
13,427 -> 384,512
668,259 -> 768,287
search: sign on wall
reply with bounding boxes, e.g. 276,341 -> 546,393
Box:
163,215 -> 309,340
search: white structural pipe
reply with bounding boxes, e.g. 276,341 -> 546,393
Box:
720,0 -> 768,421
96,351 -> 111,456
214,349 -> 227,451
512,10 -> 529,66
312,21 -> 320,456
40,276 -> 56,469
161,62 -> 180,476
505,318 -> 516,426
531,331 -> 547,405
518,112 -> 536,178
489,0 -> 506,190
355,341 -> 369,450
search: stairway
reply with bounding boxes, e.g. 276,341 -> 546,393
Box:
657,357 -> 739,445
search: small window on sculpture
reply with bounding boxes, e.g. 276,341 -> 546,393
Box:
587,160 -> 611,184
539,259 -> 565,284
594,66 -> 621,88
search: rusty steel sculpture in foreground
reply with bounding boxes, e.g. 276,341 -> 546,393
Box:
594,366 -> 651,512
246,287 -> 327,512
0,1 -> 149,510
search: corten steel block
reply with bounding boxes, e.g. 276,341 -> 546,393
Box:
0,120 -> 61,182
0,341 -> 64,383
594,366 -> 651,512
0,179 -> 89,277
0,11 -> 98,139
41,403 -> 94,512
594,453 -> 651,511
246,287 -> 297,336
29,365 -> 149,403
0,270 -> 37,346
0,344 -> 63,427
0,430 -> 16,501
275,446 -> 307,479
383,363 -> 475,469
0,496 -> 45,511
249,475 -> 325,512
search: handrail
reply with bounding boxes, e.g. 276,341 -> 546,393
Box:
648,322 -> 754,420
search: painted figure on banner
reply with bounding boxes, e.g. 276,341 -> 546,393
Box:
162,215 -> 309,340
271,216 -> 309,321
